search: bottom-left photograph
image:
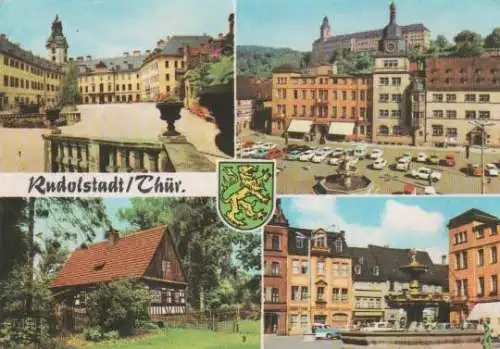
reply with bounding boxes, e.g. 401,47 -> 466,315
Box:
0,197 -> 261,349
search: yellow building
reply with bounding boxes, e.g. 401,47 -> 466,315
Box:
0,34 -> 63,111
287,228 -> 353,334
139,36 -> 212,101
76,52 -> 144,104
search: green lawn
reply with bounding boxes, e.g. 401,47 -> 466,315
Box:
74,321 -> 260,349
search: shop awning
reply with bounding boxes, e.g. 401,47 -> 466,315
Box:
468,302 -> 500,321
328,122 -> 355,136
287,120 -> 312,133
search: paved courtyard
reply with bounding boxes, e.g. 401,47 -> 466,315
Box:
264,335 -> 342,349
238,132 -> 500,195
0,103 -> 228,172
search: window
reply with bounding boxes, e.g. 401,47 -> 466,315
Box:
335,239 -> 343,252
478,277 -> 485,297
383,60 -> 398,68
351,91 -> 357,100
432,125 -> 443,137
317,286 -> 325,301
391,77 -> 401,86
360,91 -> 366,100
446,110 -> 457,119
301,90 -> 306,99
301,106 -> 306,116
292,260 -> 299,274
476,228 -> 485,239
317,261 -> 325,274
300,315 -> 308,329
301,261 -> 308,274
491,246 -> 497,264
313,234 -> 327,248
379,93 -> 389,103
465,111 -> 476,120
290,315 -> 298,328
354,265 -> 361,275
360,108 -> 366,119
477,249 -> 484,266
433,110 -> 444,118
296,237 -> 303,248
293,105 -> 297,116
391,94 -> 402,103
166,74 -> 170,81
379,77 -> 389,85
479,111 -> 490,120
379,110 -> 389,118
446,128 -> 457,138
342,91 -> 347,100
492,275 -> 498,295
465,94 -> 476,103
391,110 -> 401,119
433,94 -> 443,102
373,266 -> 380,276
3,75 -> 8,86
301,287 -> 308,300
379,125 -> 389,135
162,260 -> 170,274
271,262 -> 280,276
293,90 -> 298,99
291,286 -> 299,301
332,288 -> 341,302
446,94 -> 456,103
271,235 -> 280,250
479,94 -> 490,103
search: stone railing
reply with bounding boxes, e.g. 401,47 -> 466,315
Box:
42,134 -> 215,172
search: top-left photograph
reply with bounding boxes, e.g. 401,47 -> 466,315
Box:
0,0 -> 234,173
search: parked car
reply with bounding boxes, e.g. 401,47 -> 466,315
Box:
261,142 -> 277,151
416,152 -> 427,163
286,150 -> 303,161
241,147 -> 257,158
354,147 -> 367,159
399,152 -> 412,162
468,164 -> 483,177
299,150 -> 316,161
444,153 -> 456,167
251,148 -> 269,159
311,151 -> 330,163
370,149 -> 383,159
328,156 -> 344,165
395,157 -> 411,171
313,324 -> 344,340
266,148 -> 283,159
427,155 -> 440,165
283,144 -> 309,153
346,156 -> 359,165
331,148 -> 345,157
486,163 -> 499,177
372,158 -> 388,170
410,167 -> 442,182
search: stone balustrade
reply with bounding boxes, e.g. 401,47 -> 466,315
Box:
42,134 -> 215,173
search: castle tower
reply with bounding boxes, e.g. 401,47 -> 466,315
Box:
46,14 -> 68,64
320,16 -> 331,40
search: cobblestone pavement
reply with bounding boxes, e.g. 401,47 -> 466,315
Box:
0,103 -> 228,172
238,132 -> 500,194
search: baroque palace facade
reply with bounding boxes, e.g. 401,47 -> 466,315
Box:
1,14 -> 232,110
270,2 -> 500,147
263,200 -> 448,335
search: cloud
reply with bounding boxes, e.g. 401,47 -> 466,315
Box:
380,200 -> 444,234
284,198 -> 448,262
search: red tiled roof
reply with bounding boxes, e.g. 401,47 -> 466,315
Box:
51,226 -> 167,288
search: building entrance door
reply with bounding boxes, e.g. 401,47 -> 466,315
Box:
264,312 -> 278,334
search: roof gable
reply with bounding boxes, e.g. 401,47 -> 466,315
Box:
160,35 -> 212,56
447,208 -> 498,229
51,226 -> 167,288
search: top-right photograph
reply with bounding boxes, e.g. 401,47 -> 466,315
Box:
236,0 -> 500,195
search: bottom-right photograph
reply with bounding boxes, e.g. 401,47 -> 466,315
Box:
263,196 -> 500,349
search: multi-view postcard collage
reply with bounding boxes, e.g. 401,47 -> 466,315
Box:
0,0 -> 500,349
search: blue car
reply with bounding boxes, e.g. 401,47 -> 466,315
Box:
313,325 -> 344,340
252,149 -> 269,159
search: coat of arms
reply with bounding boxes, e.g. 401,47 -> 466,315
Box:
217,160 -> 275,231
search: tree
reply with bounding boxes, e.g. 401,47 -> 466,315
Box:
86,279 -> 150,337
208,56 -> 234,85
59,62 -> 80,107
435,35 -> 450,51
453,30 -> 484,57
117,198 -> 258,310
485,28 -> 500,49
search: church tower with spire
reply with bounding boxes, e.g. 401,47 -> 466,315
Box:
320,16 -> 331,41
46,14 -> 69,64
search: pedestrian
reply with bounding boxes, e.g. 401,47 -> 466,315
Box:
483,318 -> 492,349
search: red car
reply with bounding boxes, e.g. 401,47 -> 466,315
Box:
444,154 -> 456,167
266,148 -> 284,159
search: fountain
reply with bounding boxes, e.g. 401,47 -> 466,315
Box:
340,249 -> 483,349
313,155 -> 374,194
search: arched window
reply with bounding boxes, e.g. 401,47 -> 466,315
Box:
379,125 -> 389,135
392,125 -> 401,136
354,265 -> 361,275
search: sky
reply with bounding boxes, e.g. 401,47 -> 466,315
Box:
280,196 -> 500,264
0,0 -> 233,58
237,0 -> 500,51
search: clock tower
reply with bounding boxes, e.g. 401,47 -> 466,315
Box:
377,2 -> 406,56
46,14 -> 69,64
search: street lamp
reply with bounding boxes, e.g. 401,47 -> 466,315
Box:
296,225 -> 336,342
468,120 -> 494,194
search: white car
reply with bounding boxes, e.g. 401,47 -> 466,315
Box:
331,148 -> 344,157
328,156 -> 344,165
395,157 -> 411,171
261,142 -> 277,151
241,147 -> 257,158
318,146 -> 332,153
370,149 -> 384,159
411,167 -> 442,182
416,152 -> 427,163
299,150 -> 316,161
346,156 -> 359,165
311,151 -> 329,163
486,163 -> 499,177
372,158 -> 388,170
399,152 -> 412,162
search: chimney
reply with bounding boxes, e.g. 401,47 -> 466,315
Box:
441,255 -> 447,265
86,55 -> 92,60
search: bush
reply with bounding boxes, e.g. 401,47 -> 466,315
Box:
86,280 -> 150,337
39,337 -> 78,349
136,322 -> 160,333
85,326 -> 102,342
102,330 -> 119,341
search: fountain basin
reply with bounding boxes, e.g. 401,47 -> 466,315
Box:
340,330 -> 482,349
313,174 -> 374,194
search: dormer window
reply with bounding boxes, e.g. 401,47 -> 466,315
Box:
162,260 -> 171,274
373,266 -> 380,276
354,265 -> 361,275
313,233 -> 327,248
335,239 -> 343,253
296,237 -> 304,248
